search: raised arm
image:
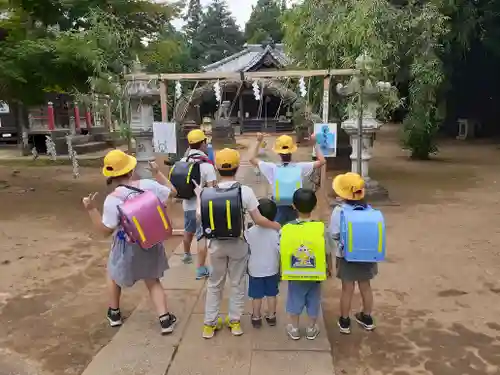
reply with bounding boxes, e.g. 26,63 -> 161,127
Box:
150,161 -> 177,197
83,193 -> 114,237
249,132 -> 265,167
311,134 -> 326,169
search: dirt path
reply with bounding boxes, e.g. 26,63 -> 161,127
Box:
0,164 -> 182,375
1,128 -> 500,375
321,126 -> 500,375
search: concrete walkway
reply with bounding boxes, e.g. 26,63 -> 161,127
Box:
82,160 -> 335,375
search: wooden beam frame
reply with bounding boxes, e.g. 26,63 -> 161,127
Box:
125,69 -> 357,82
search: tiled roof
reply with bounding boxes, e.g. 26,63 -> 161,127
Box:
202,43 -> 290,73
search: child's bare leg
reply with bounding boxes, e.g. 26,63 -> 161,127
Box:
288,314 -> 300,327
252,298 -> 263,317
266,296 -> 277,316
340,280 -> 355,317
144,278 -> 168,316
107,276 -> 121,309
357,280 -> 373,315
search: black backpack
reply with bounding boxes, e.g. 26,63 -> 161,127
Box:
200,183 -> 244,239
169,154 -> 212,199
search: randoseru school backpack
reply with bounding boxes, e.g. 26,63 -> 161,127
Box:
200,183 -> 243,239
169,154 -> 213,199
340,204 -> 386,262
115,184 -> 172,249
272,165 -> 302,206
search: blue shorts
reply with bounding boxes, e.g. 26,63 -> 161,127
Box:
275,205 -> 298,225
286,281 -> 321,318
248,274 -> 280,299
184,210 -> 203,240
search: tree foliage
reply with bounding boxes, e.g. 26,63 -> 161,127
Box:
245,0 -> 284,43
283,0 -> 448,159
196,0 -> 244,66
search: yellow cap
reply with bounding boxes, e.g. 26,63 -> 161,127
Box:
332,172 -> 365,201
273,135 -> 297,154
215,148 -> 240,170
102,149 -> 137,177
187,129 -> 207,144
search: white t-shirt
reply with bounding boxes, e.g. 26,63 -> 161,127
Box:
258,160 -> 315,185
216,180 -> 259,212
181,149 -> 217,211
102,179 -> 172,229
328,205 -> 342,257
245,226 -> 280,277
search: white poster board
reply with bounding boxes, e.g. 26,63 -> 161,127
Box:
314,123 -> 337,157
153,122 -> 177,154
0,101 -> 9,114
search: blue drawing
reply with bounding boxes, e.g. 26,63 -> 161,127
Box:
316,124 -> 336,156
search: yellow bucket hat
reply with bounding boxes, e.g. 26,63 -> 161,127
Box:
273,135 -> 297,154
187,129 -> 207,144
102,149 -> 137,177
215,148 -> 240,170
332,172 -> 366,201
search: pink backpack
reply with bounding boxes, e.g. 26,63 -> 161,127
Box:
115,184 -> 172,249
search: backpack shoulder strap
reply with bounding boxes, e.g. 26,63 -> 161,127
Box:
118,184 -> 144,194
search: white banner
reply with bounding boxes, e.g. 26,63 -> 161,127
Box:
0,101 -> 9,114
153,122 -> 177,154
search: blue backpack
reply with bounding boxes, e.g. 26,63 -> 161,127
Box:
273,165 -> 302,206
340,204 -> 386,262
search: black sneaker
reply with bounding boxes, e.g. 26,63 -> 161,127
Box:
355,312 -> 375,331
251,315 -> 262,328
265,313 -> 277,326
159,313 -> 177,335
338,316 -> 351,334
107,308 -> 123,327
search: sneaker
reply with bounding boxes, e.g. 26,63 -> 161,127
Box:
159,312 -> 177,335
355,312 -> 376,331
338,316 -> 351,334
196,266 -> 210,280
202,317 -> 223,339
265,313 -> 277,326
251,315 -> 262,329
107,308 -> 123,327
306,324 -> 320,340
107,307 -> 123,327
182,253 -> 193,264
286,324 -> 301,340
226,316 -> 244,336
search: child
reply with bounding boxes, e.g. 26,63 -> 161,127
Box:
180,129 -> 217,279
282,189 -> 333,340
82,149 -> 177,334
249,133 -> 326,225
329,172 -> 378,334
194,148 -> 281,339
245,198 -> 280,328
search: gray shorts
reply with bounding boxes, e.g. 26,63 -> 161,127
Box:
336,257 -> 378,282
184,210 -> 203,240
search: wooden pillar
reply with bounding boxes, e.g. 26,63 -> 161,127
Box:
160,80 -> 168,122
47,102 -> 55,131
319,75 -> 331,201
85,108 -> 92,130
238,90 -> 244,135
74,102 -> 81,131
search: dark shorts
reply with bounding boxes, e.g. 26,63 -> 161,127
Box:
248,274 -> 280,299
274,205 -> 298,225
336,257 -> 378,282
286,280 -> 321,318
184,210 -> 203,240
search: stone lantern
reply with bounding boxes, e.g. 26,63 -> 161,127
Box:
336,53 -> 393,199
126,57 -> 159,179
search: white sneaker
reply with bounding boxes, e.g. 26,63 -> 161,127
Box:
286,324 -> 300,340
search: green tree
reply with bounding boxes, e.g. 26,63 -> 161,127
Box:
184,0 -> 202,42
282,0 -> 447,159
245,0 -> 284,43
196,0 -> 244,65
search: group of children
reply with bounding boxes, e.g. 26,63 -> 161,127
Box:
82,129 -> 381,340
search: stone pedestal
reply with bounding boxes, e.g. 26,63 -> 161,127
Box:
127,58 -> 158,179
